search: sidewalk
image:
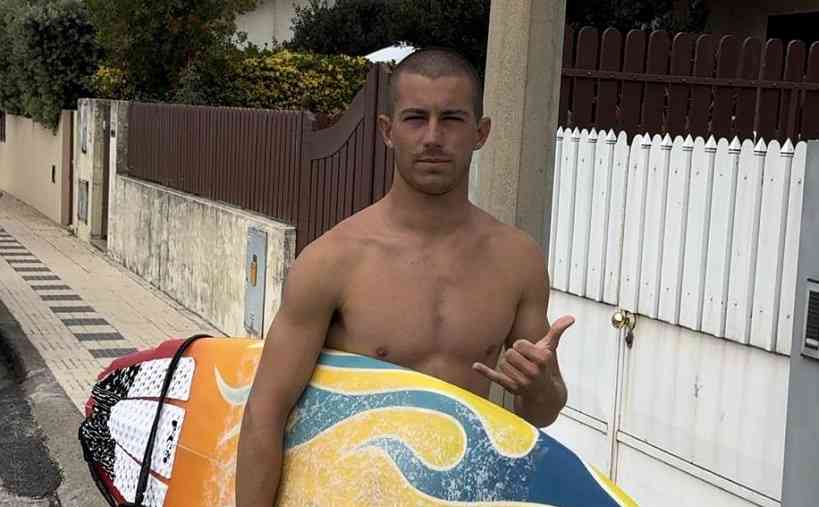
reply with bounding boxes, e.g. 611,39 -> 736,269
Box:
0,192 -> 221,411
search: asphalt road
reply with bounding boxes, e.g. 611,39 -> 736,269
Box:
0,354 -> 60,506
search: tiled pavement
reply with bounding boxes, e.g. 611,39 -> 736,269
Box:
0,193 -> 221,410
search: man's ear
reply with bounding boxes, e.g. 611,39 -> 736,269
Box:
475,117 -> 491,150
377,114 -> 394,148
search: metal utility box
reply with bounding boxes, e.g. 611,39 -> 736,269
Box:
244,226 -> 267,337
802,280 -> 819,360
782,141 -> 819,506
78,179 -> 89,223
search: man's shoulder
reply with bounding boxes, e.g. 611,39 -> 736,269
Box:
297,209 -> 374,269
471,207 -> 547,283
473,207 -> 545,259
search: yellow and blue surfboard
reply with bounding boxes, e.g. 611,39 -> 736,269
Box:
80,338 -> 637,506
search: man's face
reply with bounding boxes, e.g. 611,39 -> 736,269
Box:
379,73 -> 491,196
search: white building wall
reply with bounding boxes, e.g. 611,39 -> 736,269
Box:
236,0 -> 326,48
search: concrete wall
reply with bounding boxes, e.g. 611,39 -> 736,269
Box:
108,175 -> 296,338
236,0 -> 326,48
782,141 -> 819,506
0,112 -> 73,225
73,99 -> 110,242
705,0 -> 819,40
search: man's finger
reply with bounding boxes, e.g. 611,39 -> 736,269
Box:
512,339 -> 551,365
538,315 -> 576,351
504,348 -> 541,377
499,360 -> 531,389
473,362 -> 519,393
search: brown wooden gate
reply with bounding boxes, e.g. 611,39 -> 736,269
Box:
296,64 -> 394,253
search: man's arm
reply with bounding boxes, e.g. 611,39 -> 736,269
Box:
506,244 -> 569,427
236,240 -> 343,506
472,237 -> 573,427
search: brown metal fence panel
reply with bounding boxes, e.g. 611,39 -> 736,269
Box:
712,35 -> 739,137
803,43 -> 819,140
559,26 -> 576,126
757,39 -> 785,141
620,30 -> 648,135
781,41 -> 807,141
560,26 -> 819,142
735,37 -> 762,140
689,34 -> 716,137
572,27 -> 599,129
642,31 -> 671,134
596,28 -> 622,130
127,102 -> 308,228
667,33 -> 694,137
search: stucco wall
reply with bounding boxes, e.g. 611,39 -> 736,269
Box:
108,174 -> 296,338
0,112 -> 72,225
236,0 -> 325,47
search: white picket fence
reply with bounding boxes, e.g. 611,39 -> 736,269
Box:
548,127 -> 807,355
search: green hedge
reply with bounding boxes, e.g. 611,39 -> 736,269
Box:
233,50 -> 371,114
167,47 -> 371,116
94,46 -> 370,117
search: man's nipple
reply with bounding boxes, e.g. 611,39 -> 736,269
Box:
375,346 -> 389,358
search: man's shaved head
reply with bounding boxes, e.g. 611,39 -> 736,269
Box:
388,47 -> 484,121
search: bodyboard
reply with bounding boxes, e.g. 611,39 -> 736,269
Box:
79,337 -> 637,506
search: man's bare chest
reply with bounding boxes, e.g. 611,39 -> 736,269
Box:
326,251 -> 520,367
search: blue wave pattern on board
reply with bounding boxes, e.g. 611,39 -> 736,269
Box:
285,353 -> 621,506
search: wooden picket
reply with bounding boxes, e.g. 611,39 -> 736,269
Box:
548,131 -> 807,356
657,136 -> 692,324
618,134 -> 650,312
777,142 -> 808,355
701,138 -> 740,338
602,132 -> 631,305
637,135 -> 671,319
568,129 -> 597,296
586,130 -> 617,301
750,141 -> 792,351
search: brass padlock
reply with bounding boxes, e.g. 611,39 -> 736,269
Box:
611,309 -> 637,348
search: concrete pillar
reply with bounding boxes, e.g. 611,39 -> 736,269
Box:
478,0 -> 566,412
476,0 -> 566,250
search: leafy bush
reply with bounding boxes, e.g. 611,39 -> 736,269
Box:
174,48 -> 371,115
86,0 -> 258,101
235,50 -> 370,114
92,66 -> 133,100
0,1 -> 99,129
288,0 -> 390,57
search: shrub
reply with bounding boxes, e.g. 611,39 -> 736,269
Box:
86,0 -> 259,101
174,47 -> 371,116
0,1 -> 99,129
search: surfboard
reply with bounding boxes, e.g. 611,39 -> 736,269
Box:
79,337 -> 637,506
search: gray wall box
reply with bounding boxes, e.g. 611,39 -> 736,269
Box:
782,140 -> 819,506
245,227 -> 268,337
78,180 -> 89,223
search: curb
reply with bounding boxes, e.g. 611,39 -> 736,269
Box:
0,301 -> 108,507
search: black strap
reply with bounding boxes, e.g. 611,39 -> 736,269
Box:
131,333 -> 212,507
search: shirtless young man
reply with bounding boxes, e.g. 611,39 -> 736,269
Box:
235,48 -> 575,506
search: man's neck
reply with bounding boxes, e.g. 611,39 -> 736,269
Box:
380,174 -> 472,238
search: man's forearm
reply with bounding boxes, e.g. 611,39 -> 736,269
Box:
236,408 -> 284,507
